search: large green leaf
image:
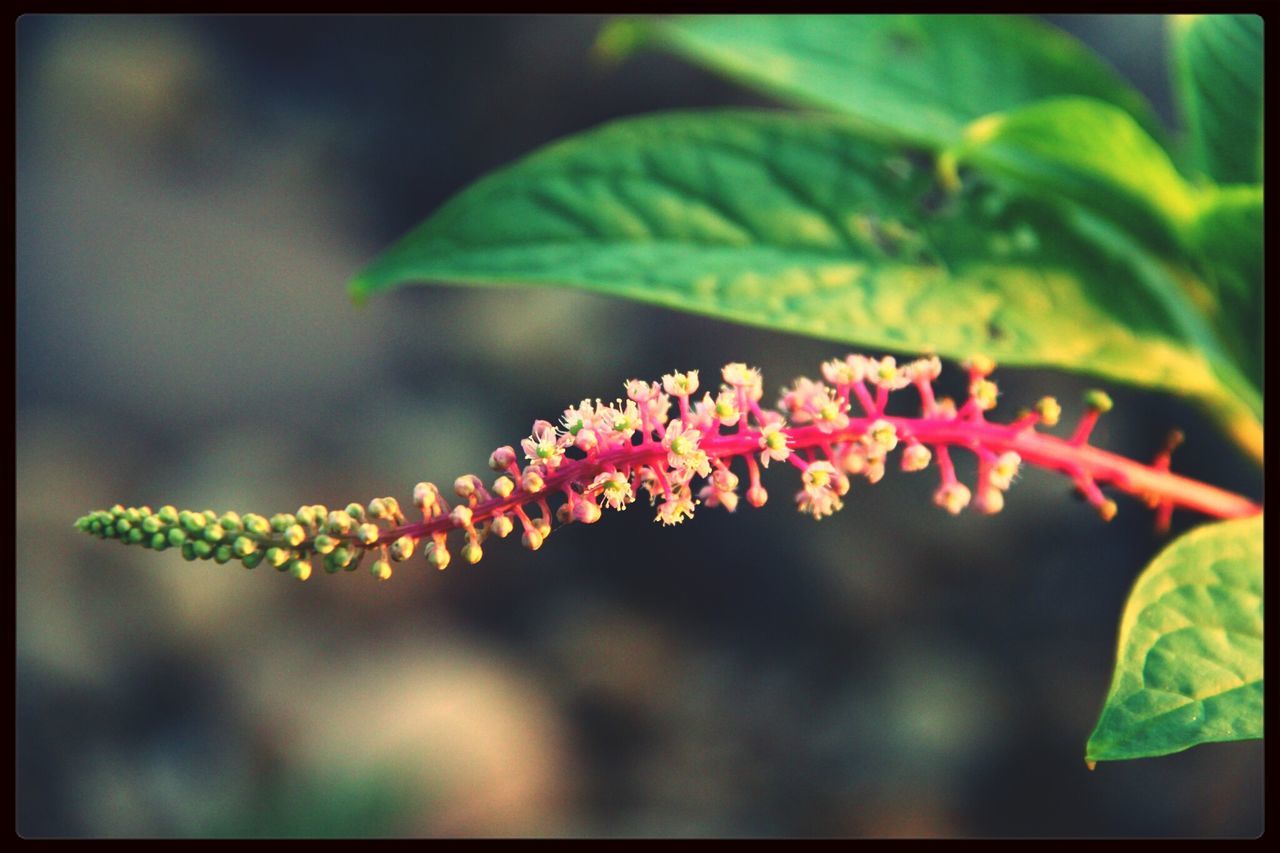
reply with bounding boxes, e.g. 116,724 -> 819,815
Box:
946,97 -> 1200,255
1171,14 -> 1263,185
350,111 -> 1253,444
596,15 -> 1164,149
944,97 -> 1263,407
1087,515 -> 1263,763
1185,186 -> 1264,392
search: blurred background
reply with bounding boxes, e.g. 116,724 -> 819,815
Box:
16,14 -> 1263,838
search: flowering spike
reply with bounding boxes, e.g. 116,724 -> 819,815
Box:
76,354 -> 1262,582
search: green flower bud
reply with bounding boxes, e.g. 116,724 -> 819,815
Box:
193,540 -> 214,560
203,523 -> 226,543
322,553 -> 342,573
141,516 -> 162,534
1084,389 -> 1113,413
296,506 -> 316,529
426,542 -> 450,570
371,558 -> 392,581
167,528 -> 187,547
345,503 -> 366,522
356,523 -> 380,546
151,531 -> 170,550
312,534 -> 336,555
284,524 -> 307,547
389,536 -> 415,562
288,559 -> 312,581
127,528 -> 146,545
241,550 -> 264,570
181,542 -> 198,561
243,514 -> 271,536
367,498 -> 389,520
232,536 -> 258,558
214,545 -> 233,564
269,513 -> 294,533
331,546 -> 354,569
219,512 -> 242,533
110,504 -> 126,517
265,547 -> 289,568
115,518 -> 133,534
327,511 -> 354,535
179,511 -> 205,534
157,505 -> 179,524
461,541 -> 483,564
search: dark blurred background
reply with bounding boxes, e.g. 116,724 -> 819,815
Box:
15,14 -> 1263,838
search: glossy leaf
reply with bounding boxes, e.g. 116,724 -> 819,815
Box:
350,111 -> 1244,427
1171,14 -> 1263,185
947,97 -> 1200,255
596,15 -> 1164,149
1186,187 -> 1264,393
1087,515 -> 1263,763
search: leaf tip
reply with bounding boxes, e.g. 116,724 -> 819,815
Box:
347,275 -> 371,308
593,19 -> 645,63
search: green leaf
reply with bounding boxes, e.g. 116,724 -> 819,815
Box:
1171,14 -> 1263,185
597,15 -> 1164,149
1087,515 -> 1263,763
944,98 -> 1264,414
350,111 -> 1244,427
1185,186 -> 1264,392
946,97 -> 1200,256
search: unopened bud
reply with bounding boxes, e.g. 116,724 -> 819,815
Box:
450,505 -> 473,527
965,354 -> 995,377
492,476 -> 515,498
356,523 -> 381,545
521,468 -> 545,493
390,536 -> 415,562
747,485 -> 768,508
371,558 -> 392,581
491,515 -> 514,538
454,476 -> 477,499
489,446 -> 517,471
461,541 -> 483,564
424,540 -> 450,568
573,500 -> 602,524
289,559 -> 312,581
413,482 -> 439,509
522,529 -> 544,551
284,524 -> 307,547
1099,500 -> 1118,522
367,498 -> 390,519
1084,389 -> 1113,413
974,488 -> 1004,515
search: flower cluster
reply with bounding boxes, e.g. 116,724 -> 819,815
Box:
76,354 -> 1262,581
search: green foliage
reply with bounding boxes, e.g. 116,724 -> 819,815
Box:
348,14 -> 1263,762
596,15 -> 1163,148
1171,14 -> 1264,185
1087,515 -> 1263,763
